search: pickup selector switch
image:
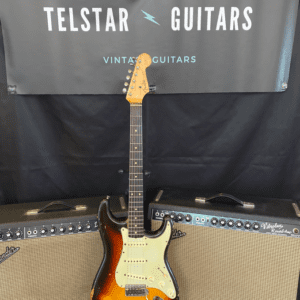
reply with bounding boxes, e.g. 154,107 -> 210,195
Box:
211,218 -> 218,225
219,219 -> 226,226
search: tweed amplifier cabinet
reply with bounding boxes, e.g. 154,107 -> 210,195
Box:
150,189 -> 300,300
0,195 -> 127,300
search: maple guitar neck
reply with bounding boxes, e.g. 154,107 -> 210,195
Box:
128,104 -> 144,238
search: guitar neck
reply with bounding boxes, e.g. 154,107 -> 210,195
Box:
128,104 -> 144,238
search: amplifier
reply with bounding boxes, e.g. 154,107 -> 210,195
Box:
0,195 -> 127,300
149,189 -> 300,300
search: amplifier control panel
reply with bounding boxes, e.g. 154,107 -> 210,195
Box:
0,217 -> 98,242
152,209 -> 300,238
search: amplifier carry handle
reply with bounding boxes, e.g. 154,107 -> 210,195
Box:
25,201 -> 87,215
195,193 -> 255,209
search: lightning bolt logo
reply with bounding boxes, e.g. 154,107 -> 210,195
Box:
141,10 -> 160,26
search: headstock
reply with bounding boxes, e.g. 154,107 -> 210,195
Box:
123,53 -> 152,104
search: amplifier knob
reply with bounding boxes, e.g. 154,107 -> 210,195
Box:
244,222 -> 252,230
236,221 -> 243,228
219,219 -> 226,226
68,225 -> 75,232
0,232 -> 3,240
185,214 -> 192,222
227,220 -> 234,227
253,223 -> 260,230
211,218 -> 218,226
177,214 -> 184,221
6,231 -> 13,239
50,226 -> 56,234
170,213 -> 176,220
15,230 -> 22,238
59,226 -> 66,233
40,227 -> 48,235
86,223 -> 91,230
77,224 -> 83,232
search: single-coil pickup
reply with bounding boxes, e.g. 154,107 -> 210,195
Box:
125,259 -> 146,263
126,243 -> 145,247
126,274 -> 147,280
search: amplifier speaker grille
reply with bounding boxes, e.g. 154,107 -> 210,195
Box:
0,232 -> 103,300
152,220 -> 300,300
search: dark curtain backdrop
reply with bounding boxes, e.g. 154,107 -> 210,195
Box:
1,4 -> 300,206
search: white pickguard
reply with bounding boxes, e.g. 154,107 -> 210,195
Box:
115,222 -> 176,299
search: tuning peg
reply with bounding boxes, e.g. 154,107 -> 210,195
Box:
124,82 -> 129,86
122,88 -> 127,93
126,75 -> 130,80
128,69 -> 132,73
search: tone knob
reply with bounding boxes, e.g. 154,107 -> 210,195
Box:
15,230 -> 22,238
40,227 -> 48,235
59,226 -> 66,233
185,214 -> 192,222
6,231 -> 13,239
244,222 -> 252,230
219,219 -> 226,226
253,222 -> 260,230
77,224 -> 83,232
50,226 -> 56,234
236,220 -> 243,228
86,223 -> 91,230
227,220 -> 234,227
211,218 -> 218,226
68,225 -> 75,232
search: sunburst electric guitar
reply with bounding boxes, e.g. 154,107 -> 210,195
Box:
90,53 -> 179,300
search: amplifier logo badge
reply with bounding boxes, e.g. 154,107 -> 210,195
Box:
261,223 -> 284,230
0,247 -> 20,265
171,229 -> 186,240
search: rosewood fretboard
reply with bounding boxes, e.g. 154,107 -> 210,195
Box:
128,104 -> 144,238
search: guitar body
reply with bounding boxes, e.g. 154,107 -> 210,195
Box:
91,199 -> 179,300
